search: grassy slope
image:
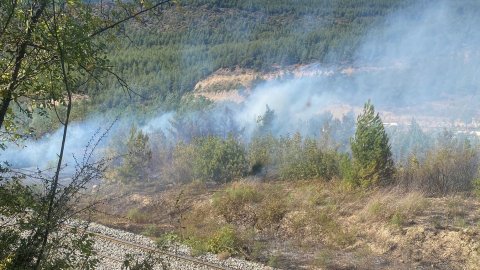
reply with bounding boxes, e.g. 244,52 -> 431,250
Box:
87,180 -> 480,269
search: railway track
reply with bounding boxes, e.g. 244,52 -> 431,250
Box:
66,224 -> 233,270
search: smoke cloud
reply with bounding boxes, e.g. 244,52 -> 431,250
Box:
3,0 -> 479,169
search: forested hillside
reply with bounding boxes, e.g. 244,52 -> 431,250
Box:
4,1 -> 480,268
86,0 -> 428,114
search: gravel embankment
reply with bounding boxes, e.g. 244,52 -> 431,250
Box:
69,221 -> 274,270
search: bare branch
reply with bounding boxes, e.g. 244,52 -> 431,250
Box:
89,0 -> 171,38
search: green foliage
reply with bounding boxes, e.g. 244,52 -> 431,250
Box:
0,174 -> 101,269
0,0 -> 172,268
156,232 -> 180,250
117,126 -> 153,184
205,226 -> 241,254
278,133 -> 340,181
389,212 -> 405,228
0,0 -> 116,135
0,177 -> 37,269
193,135 -> 248,183
184,225 -> 243,256
338,154 -> 355,187
122,253 -> 167,270
85,0 -> 444,114
172,135 -> 248,183
247,134 -> 277,175
350,100 -> 394,188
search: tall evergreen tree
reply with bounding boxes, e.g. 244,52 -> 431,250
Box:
350,100 -> 394,188
118,126 -> 153,183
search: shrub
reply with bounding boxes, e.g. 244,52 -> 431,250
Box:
213,182 -> 262,224
363,192 -> 429,227
396,137 -> 478,195
126,208 -> 149,223
277,133 -> 340,181
205,226 -> 241,254
171,135 -> 248,184
156,233 -> 180,250
389,212 -> 405,228
256,187 -> 288,230
247,134 -> 277,176
169,142 -> 196,183
183,226 -> 244,256
339,154 -> 356,188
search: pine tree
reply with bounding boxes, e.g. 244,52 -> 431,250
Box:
118,126 -> 152,183
350,100 -> 394,188
256,105 -> 276,135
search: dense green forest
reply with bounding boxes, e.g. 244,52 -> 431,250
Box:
19,0 -> 475,129
83,0 -> 425,115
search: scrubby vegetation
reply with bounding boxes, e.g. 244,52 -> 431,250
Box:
93,99 -> 480,268
91,175 -> 480,269
107,100 -> 480,197
4,0 -> 480,268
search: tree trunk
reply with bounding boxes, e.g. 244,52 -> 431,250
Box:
0,1 -> 48,130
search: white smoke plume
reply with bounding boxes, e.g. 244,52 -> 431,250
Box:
3,0 -> 480,169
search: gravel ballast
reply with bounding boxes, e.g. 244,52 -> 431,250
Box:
69,221 -> 274,270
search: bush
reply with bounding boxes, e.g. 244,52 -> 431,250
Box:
171,135 -> 248,183
213,182 -> 262,224
156,233 -> 180,250
169,142 -> 196,183
183,225 -> 244,256
363,192 -> 429,227
205,226 -> 241,254
247,134 -> 277,176
339,154 -> 356,188
396,137 -> 478,195
277,133 -> 340,181
256,187 -> 288,230
126,208 -> 149,223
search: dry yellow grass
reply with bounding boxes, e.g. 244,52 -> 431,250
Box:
87,180 -> 480,269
